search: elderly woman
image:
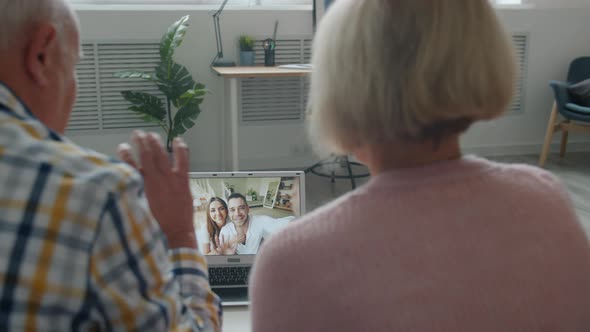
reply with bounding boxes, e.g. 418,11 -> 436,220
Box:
249,0 -> 590,331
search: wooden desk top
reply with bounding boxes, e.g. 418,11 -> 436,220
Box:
212,66 -> 311,78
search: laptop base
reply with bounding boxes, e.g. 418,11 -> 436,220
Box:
214,287 -> 249,307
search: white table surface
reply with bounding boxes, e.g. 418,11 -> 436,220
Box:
223,306 -> 251,332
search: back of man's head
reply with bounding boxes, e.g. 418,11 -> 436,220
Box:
0,0 -> 73,52
0,0 -> 80,134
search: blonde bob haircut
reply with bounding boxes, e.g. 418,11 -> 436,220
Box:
307,0 -> 516,154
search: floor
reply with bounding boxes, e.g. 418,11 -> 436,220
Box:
304,152 -> 590,236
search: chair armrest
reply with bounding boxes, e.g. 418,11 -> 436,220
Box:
549,80 -> 572,110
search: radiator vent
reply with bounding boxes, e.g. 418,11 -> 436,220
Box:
70,44 -> 100,131
240,37 -> 312,124
69,42 -> 163,132
510,33 -> 529,113
239,34 -> 529,122
70,34 -> 527,132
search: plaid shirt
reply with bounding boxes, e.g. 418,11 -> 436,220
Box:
0,83 -> 221,331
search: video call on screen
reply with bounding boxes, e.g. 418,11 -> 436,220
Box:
190,176 -> 299,255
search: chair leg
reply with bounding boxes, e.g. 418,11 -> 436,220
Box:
539,102 -> 559,167
559,120 -> 570,157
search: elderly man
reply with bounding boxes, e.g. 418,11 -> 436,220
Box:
0,0 -> 220,330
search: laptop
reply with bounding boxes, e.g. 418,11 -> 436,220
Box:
189,171 -> 306,306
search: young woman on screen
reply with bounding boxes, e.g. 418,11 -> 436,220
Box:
200,197 -> 235,255
249,0 -> 590,331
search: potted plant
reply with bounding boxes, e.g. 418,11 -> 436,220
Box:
239,35 -> 255,66
114,15 -> 207,152
246,188 -> 258,201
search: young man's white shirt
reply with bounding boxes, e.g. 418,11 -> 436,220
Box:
219,215 -> 294,254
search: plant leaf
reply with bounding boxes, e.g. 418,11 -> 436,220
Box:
160,15 -> 190,63
171,96 -> 202,137
155,62 -> 196,107
114,71 -> 153,80
180,87 -> 207,103
140,113 -> 165,124
121,91 -> 167,124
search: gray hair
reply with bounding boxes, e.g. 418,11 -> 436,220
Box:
307,0 -> 516,155
0,0 -> 75,51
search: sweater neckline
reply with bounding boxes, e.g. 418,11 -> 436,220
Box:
366,155 -> 498,188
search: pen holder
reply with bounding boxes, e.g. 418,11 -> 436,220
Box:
263,38 -> 276,67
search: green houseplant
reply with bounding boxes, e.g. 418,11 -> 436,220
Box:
246,188 -> 258,201
239,35 -> 255,66
114,15 -> 206,151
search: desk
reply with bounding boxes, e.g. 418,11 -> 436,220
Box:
223,307 -> 251,332
212,66 -> 312,171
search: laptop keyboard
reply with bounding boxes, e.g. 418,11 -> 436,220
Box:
209,266 -> 251,287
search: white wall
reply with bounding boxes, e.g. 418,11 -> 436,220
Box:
69,5 -> 590,171
462,7 -> 590,156
71,8 -> 313,170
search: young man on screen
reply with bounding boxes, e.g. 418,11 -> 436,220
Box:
220,193 -> 294,254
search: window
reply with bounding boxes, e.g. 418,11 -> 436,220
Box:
494,0 -> 524,4
69,0 -> 523,7
68,0 -> 311,5
68,0 -> 527,5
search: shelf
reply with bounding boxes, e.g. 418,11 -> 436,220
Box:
274,177 -> 296,212
212,66 -> 311,78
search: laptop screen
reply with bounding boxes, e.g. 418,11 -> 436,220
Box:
189,171 -> 304,257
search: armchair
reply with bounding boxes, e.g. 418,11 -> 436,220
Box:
539,57 -> 590,167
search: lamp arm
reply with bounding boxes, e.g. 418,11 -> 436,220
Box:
212,0 -> 230,60
213,14 -> 223,58
211,0 -> 235,66
215,0 -> 231,16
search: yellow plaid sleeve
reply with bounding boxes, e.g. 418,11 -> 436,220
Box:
87,177 -> 222,331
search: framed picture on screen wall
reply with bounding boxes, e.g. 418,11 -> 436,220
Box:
263,181 -> 280,209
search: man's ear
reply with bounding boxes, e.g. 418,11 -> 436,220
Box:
25,23 -> 58,87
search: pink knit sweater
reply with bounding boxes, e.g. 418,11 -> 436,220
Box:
250,156 -> 590,331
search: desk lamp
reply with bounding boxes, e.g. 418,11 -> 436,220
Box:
211,0 -> 236,67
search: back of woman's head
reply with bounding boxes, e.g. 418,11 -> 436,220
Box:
308,0 -> 516,154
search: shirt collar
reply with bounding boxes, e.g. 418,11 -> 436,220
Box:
0,81 -> 64,142
0,81 -> 36,120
